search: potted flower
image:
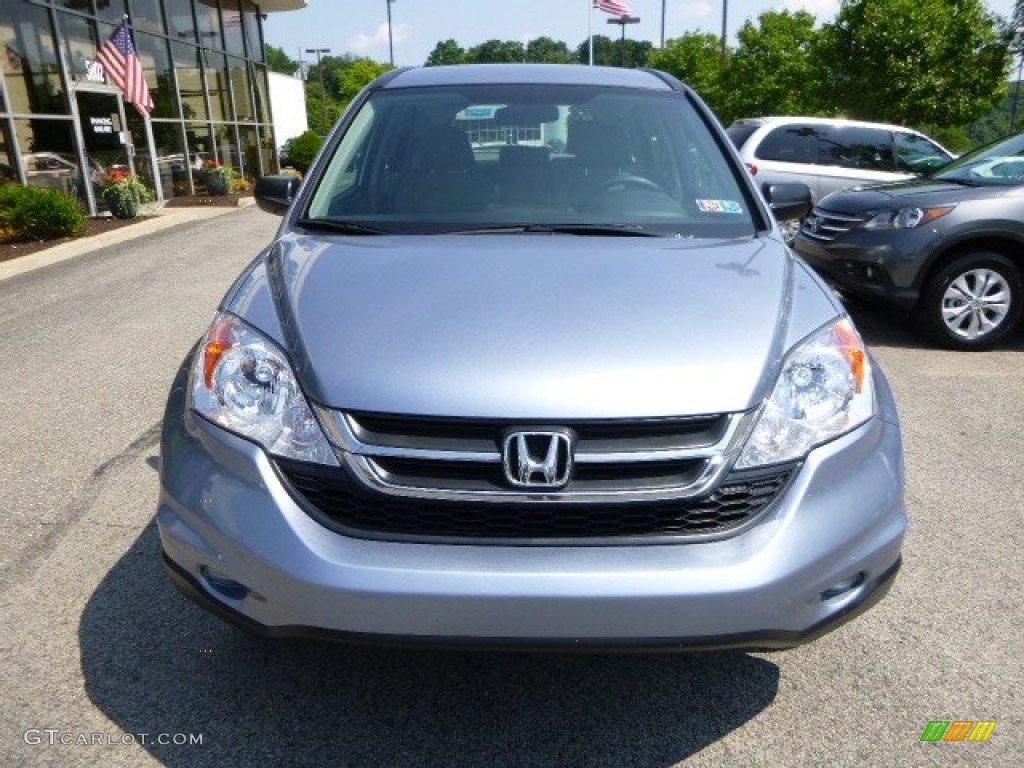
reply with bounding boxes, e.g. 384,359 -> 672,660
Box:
101,169 -> 151,219
203,159 -> 235,196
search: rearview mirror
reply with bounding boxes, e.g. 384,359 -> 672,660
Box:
254,175 -> 302,216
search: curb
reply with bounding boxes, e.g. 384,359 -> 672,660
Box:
0,202 -> 253,283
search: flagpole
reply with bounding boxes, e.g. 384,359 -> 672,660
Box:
588,0 -> 593,65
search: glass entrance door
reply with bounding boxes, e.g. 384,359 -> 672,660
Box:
75,90 -> 133,211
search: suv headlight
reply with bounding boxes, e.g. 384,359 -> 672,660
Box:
862,205 -> 954,230
190,313 -> 339,466
736,318 -> 874,468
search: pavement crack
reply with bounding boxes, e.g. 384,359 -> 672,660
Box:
0,421 -> 162,595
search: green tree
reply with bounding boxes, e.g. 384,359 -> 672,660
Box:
722,11 -> 825,124
466,39 -> 526,63
576,35 -> 652,68
286,129 -> 324,174
820,0 -> 1011,129
305,55 -> 391,134
264,44 -> 299,76
525,37 -> 574,63
425,39 -> 466,66
647,32 -> 725,115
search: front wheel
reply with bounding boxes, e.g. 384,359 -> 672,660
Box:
918,251 -> 1022,350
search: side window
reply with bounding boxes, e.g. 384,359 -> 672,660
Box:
754,125 -> 818,164
820,127 -> 894,171
895,132 -> 951,173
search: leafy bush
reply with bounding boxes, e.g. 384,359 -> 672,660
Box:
286,130 -> 324,174
0,184 -> 85,242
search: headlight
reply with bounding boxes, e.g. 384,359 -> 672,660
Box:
190,313 -> 339,466
736,318 -> 874,468
862,205 -> 954,230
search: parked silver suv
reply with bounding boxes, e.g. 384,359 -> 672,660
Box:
157,65 -> 906,650
728,117 -> 953,240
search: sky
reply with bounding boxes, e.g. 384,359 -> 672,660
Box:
263,0 -> 1018,70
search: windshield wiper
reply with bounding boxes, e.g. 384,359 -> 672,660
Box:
296,218 -> 390,235
446,224 -> 660,237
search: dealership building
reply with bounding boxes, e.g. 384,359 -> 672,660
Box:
1,0 -> 305,214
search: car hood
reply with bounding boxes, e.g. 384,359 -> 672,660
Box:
817,178 -> 996,214
258,233 -> 825,419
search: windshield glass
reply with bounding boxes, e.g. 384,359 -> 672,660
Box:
305,83 -> 756,238
934,133 -> 1024,187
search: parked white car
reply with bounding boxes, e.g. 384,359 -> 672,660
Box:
727,117 -> 954,241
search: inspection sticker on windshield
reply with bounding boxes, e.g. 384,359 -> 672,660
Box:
696,199 -> 743,214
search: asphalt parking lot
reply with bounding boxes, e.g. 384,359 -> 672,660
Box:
0,207 -> 1020,767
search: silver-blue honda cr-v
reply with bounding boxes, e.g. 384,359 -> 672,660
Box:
157,64 -> 906,650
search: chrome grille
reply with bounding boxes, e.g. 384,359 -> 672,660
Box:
315,408 -> 755,504
801,207 -> 866,242
276,457 -> 796,543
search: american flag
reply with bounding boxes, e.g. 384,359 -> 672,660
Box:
96,20 -> 153,118
593,0 -> 632,15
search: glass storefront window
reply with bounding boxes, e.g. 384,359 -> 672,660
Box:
130,0 -> 167,36
1,120 -> 18,183
241,1 -> 262,62
164,0 -> 198,45
172,42 -> 208,121
12,116 -> 90,207
221,0 -> 246,58
251,63 -> 268,124
136,33 -> 179,119
238,124 -> 258,180
91,0 -> 129,27
195,1 -> 223,53
128,112 -> 189,199
183,122 -> 213,193
204,51 -> 232,122
215,122 -> 240,177
228,56 -> 252,121
58,12 -> 99,85
1,2 -> 67,116
257,123 -> 276,176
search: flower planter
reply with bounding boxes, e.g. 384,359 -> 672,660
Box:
103,187 -> 140,219
206,172 -> 231,196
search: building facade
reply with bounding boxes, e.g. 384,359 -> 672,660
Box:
1,0 -> 304,214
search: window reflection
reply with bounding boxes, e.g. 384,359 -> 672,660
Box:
1,3 -> 67,116
204,51 -> 232,122
228,56 -> 252,121
241,1 -> 262,62
184,122 -> 213,193
221,0 -> 246,58
131,0 -> 167,36
173,42 -> 208,121
136,33 -> 179,119
164,0 -> 198,44
1,121 -> 18,183
13,117 -> 90,207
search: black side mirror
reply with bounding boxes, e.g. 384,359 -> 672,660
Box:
254,175 -> 302,215
762,182 -> 812,223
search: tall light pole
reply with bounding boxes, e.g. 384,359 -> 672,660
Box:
660,0 -> 666,47
305,47 -> 330,131
606,15 -> 640,68
720,0 -> 728,66
386,0 -> 395,66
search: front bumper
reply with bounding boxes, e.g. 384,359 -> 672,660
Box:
794,233 -> 925,310
157,364 -> 907,650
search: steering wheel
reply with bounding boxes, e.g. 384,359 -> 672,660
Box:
579,174 -> 670,212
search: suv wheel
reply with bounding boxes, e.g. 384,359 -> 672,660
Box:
918,252 -> 1022,350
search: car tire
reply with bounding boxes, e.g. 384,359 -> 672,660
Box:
918,251 -> 1022,350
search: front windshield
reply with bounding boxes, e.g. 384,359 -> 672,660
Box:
305,83 -> 756,238
934,133 -> 1024,187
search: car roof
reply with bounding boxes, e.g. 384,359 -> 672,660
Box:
733,115 -> 928,134
383,64 -> 674,91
